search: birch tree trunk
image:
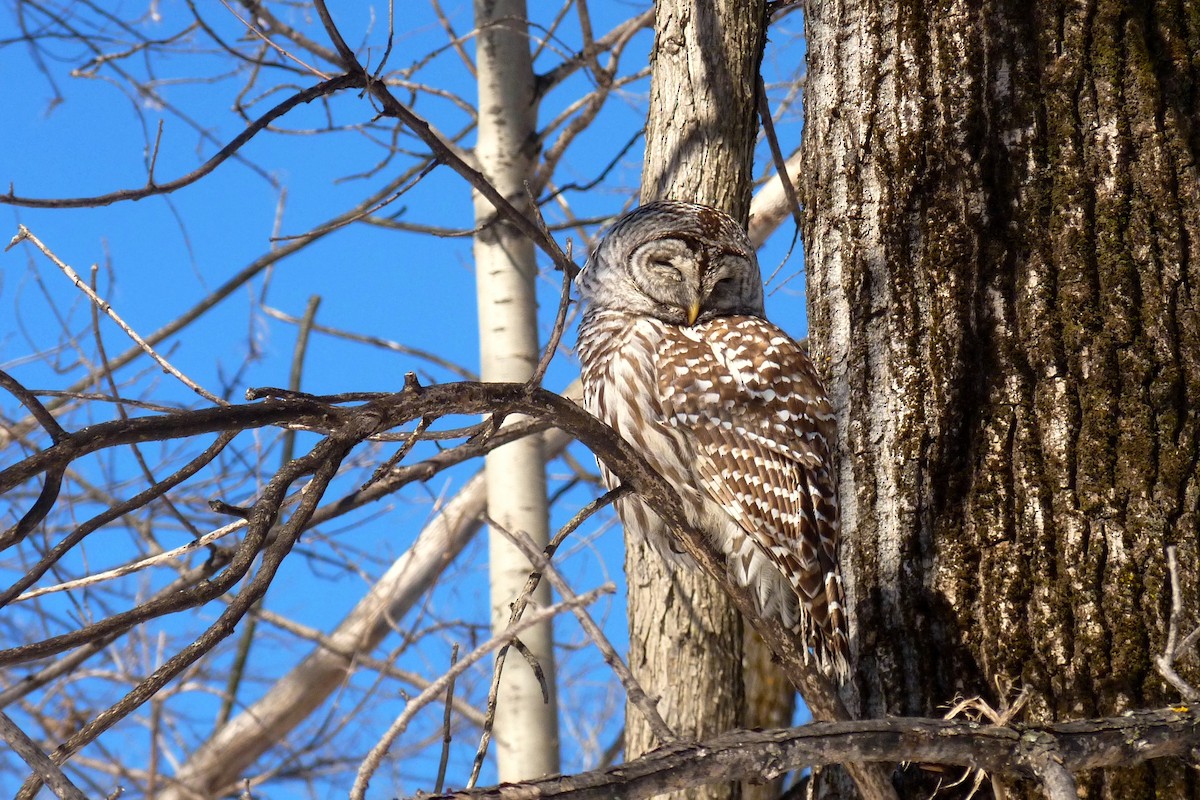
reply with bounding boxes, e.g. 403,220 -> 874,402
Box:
629,4 -> 767,800
473,0 -> 560,781
802,1 -> 1200,797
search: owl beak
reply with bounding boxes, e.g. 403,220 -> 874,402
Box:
687,301 -> 701,326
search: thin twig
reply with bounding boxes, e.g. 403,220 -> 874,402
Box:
362,416 -> 433,491
350,587 -> 614,800
530,239 -> 573,387
261,306 -> 478,380
147,120 -> 166,184
11,485 -> 306,603
2,76 -> 356,208
755,74 -> 803,291
435,643 -> 461,794
218,0 -> 331,78
370,0 -> 397,80
9,226 -> 225,404
482,491 -> 678,749
430,0 -> 476,75
1155,545 -> 1200,701
755,76 -> 802,230
0,431 -> 238,608
88,261 -> 205,544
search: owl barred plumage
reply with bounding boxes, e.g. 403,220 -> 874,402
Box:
575,200 -> 850,682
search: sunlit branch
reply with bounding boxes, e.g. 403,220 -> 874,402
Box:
419,707 -> 1200,800
1,74 -> 359,209
9,227 -> 225,405
351,586 -> 615,800
311,0 -> 576,278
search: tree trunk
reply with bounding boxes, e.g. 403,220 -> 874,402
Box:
629,3 -> 767,800
474,0 -> 560,781
802,1 -> 1200,797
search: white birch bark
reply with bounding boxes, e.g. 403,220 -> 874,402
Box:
472,0 -> 560,781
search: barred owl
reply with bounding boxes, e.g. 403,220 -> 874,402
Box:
575,200 -> 850,682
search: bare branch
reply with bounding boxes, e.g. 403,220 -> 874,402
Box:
0,370 -> 68,444
530,242 -> 574,387
0,711 -> 89,800
423,707 -> 1200,800
755,75 -> 802,233
487,494 -> 678,748
310,1 -> 576,278
0,165 -> 430,450
10,226 -> 225,405
535,10 -> 654,97
15,407 -> 377,799
218,0 -> 332,78
0,75 -> 359,208
0,431 -> 237,606
261,306 -> 478,380
351,586 -> 615,800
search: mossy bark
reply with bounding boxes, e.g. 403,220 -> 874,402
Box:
802,1 -> 1200,797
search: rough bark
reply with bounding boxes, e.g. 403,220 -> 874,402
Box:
802,1 -> 1200,797
473,0 -> 560,781
641,1 -> 765,221
630,3 -> 767,800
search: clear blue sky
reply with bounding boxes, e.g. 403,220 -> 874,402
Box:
1,3 -> 810,796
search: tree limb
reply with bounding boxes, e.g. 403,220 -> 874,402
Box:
421,707 -> 1200,800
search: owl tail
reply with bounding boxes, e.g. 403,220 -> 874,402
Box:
805,573 -> 852,684
818,585 -> 852,684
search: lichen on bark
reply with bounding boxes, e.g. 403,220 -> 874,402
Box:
803,0 -> 1200,797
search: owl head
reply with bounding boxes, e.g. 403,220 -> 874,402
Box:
575,201 -> 765,325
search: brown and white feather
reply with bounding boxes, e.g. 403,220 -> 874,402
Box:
576,201 -> 850,682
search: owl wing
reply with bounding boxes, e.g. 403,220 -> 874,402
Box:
655,315 -> 848,677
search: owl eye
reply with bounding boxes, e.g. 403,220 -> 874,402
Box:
650,258 -> 683,281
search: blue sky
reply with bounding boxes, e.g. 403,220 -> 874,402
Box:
0,2 -> 810,797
